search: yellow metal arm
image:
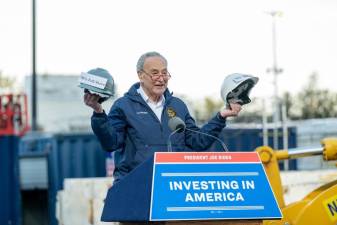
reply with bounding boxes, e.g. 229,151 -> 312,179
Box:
257,138 -> 337,225
322,138 -> 337,161
256,146 -> 286,208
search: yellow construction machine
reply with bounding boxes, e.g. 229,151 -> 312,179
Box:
256,138 -> 337,225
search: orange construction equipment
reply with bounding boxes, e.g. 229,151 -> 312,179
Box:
257,138 -> 337,225
0,94 -> 30,136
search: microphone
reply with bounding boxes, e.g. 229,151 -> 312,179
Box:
167,116 -> 229,152
168,116 -> 186,133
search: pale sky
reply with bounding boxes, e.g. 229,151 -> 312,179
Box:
1,0 -> 337,101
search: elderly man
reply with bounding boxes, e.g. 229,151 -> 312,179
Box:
84,51 -> 242,184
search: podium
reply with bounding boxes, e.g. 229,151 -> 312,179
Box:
101,152 -> 280,224
119,220 -> 261,224
166,221 -> 261,225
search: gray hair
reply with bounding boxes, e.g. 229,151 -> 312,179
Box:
136,51 -> 168,73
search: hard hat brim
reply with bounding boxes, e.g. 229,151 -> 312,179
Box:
78,83 -> 114,97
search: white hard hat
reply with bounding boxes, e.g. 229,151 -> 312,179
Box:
220,73 -> 259,105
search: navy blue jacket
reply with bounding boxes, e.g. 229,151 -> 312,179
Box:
91,83 -> 227,182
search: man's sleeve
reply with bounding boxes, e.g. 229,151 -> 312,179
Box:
184,111 -> 227,151
91,102 -> 127,151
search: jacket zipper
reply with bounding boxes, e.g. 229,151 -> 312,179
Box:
129,89 -> 172,140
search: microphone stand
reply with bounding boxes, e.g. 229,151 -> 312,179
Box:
185,127 -> 229,152
167,129 -> 181,152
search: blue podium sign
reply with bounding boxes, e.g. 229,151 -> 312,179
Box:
150,152 -> 282,221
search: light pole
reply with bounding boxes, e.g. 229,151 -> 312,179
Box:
266,11 -> 283,150
32,0 -> 37,131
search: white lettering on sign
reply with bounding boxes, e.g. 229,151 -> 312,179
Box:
168,180 -> 255,203
79,72 -> 108,89
183,154 -> 232,161
242,180 -> 255,189
185,192 -> 244,202
169,180 -> 240,191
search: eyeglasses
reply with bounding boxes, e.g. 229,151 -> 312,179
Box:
141,70 -> 171,80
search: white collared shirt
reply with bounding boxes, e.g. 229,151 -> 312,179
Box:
137,86 -> 165,121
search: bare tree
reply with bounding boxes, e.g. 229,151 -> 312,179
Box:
297,72 -> 337,119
